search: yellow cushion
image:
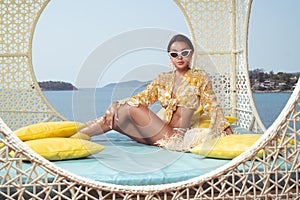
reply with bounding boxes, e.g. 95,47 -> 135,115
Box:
191,115 -> 237,128
14,121 -> 85,141
189,134 -> 263,159
190,105 -> 237,127
22,138 -> 104,161
70,132 -> 90,140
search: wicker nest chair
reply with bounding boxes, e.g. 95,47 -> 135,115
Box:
0,0 -> 299,199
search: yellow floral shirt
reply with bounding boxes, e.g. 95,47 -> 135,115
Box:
121,69 -> 229,133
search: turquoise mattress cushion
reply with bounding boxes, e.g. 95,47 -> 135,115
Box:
17,125 -> 258,186
52,131 -> 230,185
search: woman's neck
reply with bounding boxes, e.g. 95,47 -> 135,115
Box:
175,67 -> 190,77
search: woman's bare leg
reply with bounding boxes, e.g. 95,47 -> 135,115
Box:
80,104 -> 174,144
113,104 -> 174,144
80,117 -> 111,137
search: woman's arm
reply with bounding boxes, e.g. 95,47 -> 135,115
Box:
198,72 -> 232,135
125,78 -> 159,107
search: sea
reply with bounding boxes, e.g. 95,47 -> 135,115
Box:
43,88 -> 292,129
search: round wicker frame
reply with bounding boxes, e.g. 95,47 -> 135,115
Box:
0,0 -> 299,199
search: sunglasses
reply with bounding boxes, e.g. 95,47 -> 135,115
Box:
168,49 -> 192,58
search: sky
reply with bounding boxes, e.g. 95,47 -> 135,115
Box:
32,0 -> 300,88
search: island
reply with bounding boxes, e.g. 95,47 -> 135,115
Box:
38,81 -> 78,91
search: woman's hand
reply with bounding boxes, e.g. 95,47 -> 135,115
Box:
103,102 -> 117,129
224,126 -> 233,135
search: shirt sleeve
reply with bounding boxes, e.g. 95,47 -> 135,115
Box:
121,76 -> 159,107
198,72 -> 230,134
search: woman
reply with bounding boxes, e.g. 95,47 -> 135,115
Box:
80,34 -> 233,151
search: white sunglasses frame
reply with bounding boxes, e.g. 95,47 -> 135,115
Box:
168,49 -> 192,58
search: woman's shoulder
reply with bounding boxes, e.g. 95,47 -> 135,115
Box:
189,68 -> 209,78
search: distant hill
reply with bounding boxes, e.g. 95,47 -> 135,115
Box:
102,80 -> 150,88
38,81 -> 78,91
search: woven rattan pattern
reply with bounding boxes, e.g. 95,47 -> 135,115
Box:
1,0 -> 299,199
0,0 -> 64,130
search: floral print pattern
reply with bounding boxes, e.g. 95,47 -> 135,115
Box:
122,69 -> 230,134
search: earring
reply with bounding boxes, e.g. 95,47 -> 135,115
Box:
186,61 -> 192,70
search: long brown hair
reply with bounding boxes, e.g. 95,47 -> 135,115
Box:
167,34 -> 194,52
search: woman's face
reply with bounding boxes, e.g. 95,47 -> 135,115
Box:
169,41 -> 193,71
